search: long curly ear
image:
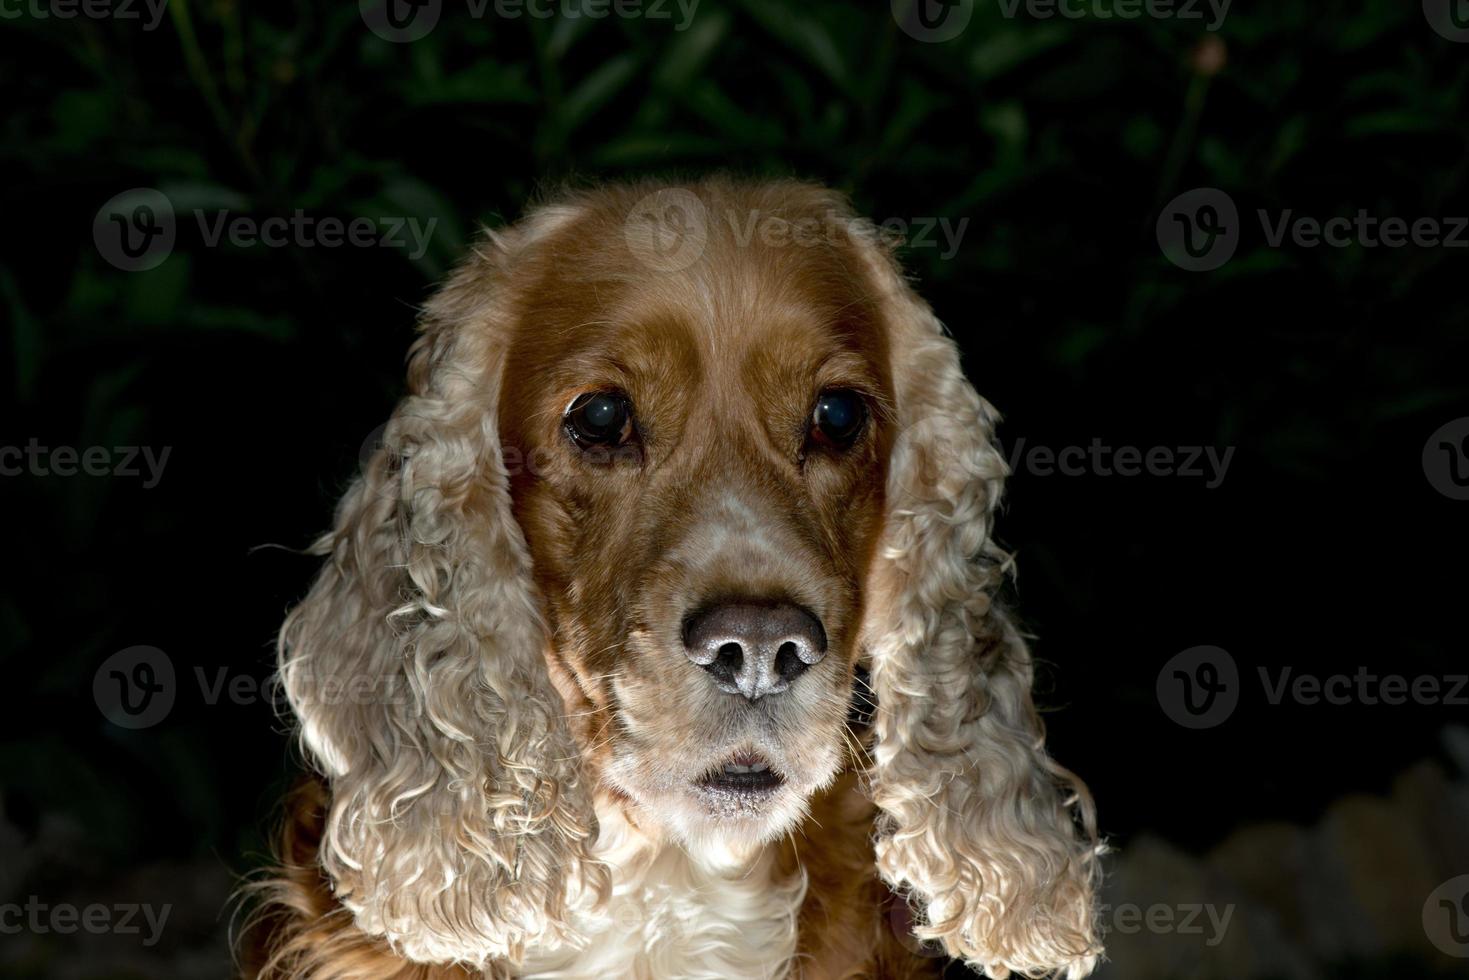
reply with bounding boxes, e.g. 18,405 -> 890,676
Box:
277,209 -> 607,968
855,242 -> 1103,978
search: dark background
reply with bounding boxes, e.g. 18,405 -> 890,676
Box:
2,0 -> 1467,977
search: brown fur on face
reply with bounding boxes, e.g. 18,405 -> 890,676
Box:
495,181 -> 895,849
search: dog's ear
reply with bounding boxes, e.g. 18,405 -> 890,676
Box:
278,209 -> 607,967
851,234 -> 1103,978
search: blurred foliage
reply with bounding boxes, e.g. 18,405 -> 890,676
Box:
0,0 -> 1466,975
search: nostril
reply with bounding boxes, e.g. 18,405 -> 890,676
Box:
713,641 -> 743,683
774,641 -> 806,683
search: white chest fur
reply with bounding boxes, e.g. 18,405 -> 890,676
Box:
520,808 -> 807,980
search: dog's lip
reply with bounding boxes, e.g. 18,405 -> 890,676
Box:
695,749 -> 784,794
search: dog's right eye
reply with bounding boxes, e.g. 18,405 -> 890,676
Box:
564,392 -> 635,449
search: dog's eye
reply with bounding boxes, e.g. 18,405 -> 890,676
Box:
810,389 -> 867,450
564,392 -> 635,449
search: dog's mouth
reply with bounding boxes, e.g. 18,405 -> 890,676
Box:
695,750 -> 785,797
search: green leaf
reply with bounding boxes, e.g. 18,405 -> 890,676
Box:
1,266 -> 41,403
557,52 -> 644,139
739,0 -> 848,88
653,8 -> 732,92
124,254 -> 191,324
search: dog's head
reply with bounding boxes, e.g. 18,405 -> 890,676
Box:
280,179 -> 1101,978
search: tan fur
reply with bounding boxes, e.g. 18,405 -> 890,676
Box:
241,178 -> 1101,979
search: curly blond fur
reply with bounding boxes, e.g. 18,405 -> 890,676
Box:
278,209 -> 609,969
856,243 -> 1104,978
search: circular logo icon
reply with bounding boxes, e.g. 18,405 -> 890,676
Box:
1424,0 -> 1469,42
360,421 -> 389,475
624,188 -> 709,273
93,188 -> 176,272
93,645 -> 176,730
1423,417 -> 1469,500
887,415 -> 998,512
361,0 -> 442,43
887,901 -> 948,959
1156,187 -> 1240,272
359,421 -> 410,499
1424,875 -> 1469,958
1156,645 -> 1239,729
891,0 -> 974,43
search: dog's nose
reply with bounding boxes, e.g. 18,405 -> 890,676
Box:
682,602 -> 827,701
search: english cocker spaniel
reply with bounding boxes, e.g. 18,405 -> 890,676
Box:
243,178 -> 1102,980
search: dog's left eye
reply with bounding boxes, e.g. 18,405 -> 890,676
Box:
810,389 -> 867,450
564,391 -> 635,449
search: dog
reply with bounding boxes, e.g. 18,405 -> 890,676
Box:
240,177 -> 1103,979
